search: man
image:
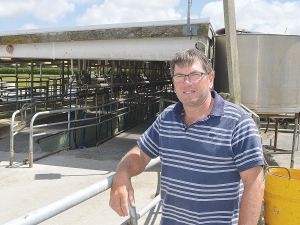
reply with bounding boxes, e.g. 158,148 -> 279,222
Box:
110,49 -> 264,225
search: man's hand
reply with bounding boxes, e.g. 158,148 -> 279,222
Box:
109,146 -> 151,217
109,173 -> 135,217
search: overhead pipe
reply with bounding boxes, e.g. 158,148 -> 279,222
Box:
183,0 -> 197,35
187,0 -> 192,32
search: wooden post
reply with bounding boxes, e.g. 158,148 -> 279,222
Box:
223,0 -> 241,105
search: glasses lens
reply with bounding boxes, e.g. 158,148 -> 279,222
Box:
189,73 -> 201,81
173,75 -> 184,83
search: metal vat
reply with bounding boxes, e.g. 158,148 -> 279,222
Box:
214,34 -> 300,114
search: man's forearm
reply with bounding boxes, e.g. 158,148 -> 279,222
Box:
115,146 -> 150,178
239,167 -> 264,225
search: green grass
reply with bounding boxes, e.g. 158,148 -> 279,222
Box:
1,74 -> 62,88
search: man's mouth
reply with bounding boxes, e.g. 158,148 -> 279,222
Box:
183,91 -> 194,94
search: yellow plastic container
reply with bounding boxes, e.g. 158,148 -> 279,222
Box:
264,167 -> 300,225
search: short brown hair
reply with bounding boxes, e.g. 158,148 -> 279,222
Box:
170,49 -> 213,76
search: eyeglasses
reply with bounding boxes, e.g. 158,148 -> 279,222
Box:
172,72 -> 208,83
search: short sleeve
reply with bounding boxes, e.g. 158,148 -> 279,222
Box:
137,115 -> 161,159
232,114 -> 265,173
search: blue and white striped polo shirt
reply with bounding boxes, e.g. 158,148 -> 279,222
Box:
137,90 -> 264,225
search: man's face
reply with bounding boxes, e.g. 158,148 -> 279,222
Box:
173,60 -> 214,108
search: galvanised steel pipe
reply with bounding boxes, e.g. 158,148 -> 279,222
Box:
122,194 -> 161,225
10,101 -> 36,166
27,93 -> 168,167
2,157 -> 161,225
187,0 -> 192,32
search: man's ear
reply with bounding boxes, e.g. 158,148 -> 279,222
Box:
208,72 -> 215,90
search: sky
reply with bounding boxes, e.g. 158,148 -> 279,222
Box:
0,0 -> 299,35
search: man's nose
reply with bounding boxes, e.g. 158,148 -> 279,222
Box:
183,75 -> 192,84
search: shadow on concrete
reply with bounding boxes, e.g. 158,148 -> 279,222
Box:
34,171 -> 112,180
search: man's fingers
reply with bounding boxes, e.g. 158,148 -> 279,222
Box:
121,203 -> 129,217
109,177 -> 135,217
120,196 -> 128,216
128,188 -> 135,207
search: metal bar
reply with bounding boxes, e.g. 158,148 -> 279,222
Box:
187,0 -> 192,32
9,101 -> 36,167
31,100 -> 160,138
264,151 -> 293,155
2,158 -> 160,225
128,179 -> 138,225
274,120 -> 279,149
31,59 -> 34,101
122,194 -> 161,225
290,115 -> 299,168
260,127 -> 300,133
13,125 -> 29,136
25,92 -> 167,167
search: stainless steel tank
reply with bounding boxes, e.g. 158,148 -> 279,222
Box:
214,33 -> 300,114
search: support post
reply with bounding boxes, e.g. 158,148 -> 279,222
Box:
111,60 -> 115,99
128,179 -> 138,225
15,64 -> 18,101
31,59 -> 34,100
290,114 -> 299,168
223,0 -> 241,105
62,61 -> 65,96
30,59 -> 34,115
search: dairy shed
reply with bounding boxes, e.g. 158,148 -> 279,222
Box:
0,18 -> 215,167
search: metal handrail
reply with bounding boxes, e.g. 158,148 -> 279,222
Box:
9,97 -> 76,166
28,95 -> 161,167
10,101 -> 37,166
8,88 -> 175,167
241,104 -> 261,128
1,157 -> 161,225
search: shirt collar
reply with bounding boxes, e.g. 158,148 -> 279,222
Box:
173,90 -> 225,119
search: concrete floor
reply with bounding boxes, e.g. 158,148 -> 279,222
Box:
261,129 -> 300,170
0,117 -> 162,225
0,117 -> 299,225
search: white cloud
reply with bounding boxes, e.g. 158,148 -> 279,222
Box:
33,0 -> 75,23
201,0 -> 300,35
0,0 -> 34,20
20,23 -> 40,30
76,0 -> 182,25
0,0 -> 75,23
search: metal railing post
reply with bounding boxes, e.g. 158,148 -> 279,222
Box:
9,111 -> 18,166
29,112 -> 41,168
128,178 -> 138,225
290,114 -> 299,168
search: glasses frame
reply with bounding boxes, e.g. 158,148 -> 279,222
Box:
172,72 -> 208,83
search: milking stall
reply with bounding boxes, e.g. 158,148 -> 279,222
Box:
0,1 -> 300,225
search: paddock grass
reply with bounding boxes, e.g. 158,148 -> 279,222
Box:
0,74 -> 62,87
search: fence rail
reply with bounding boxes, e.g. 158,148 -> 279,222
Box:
27,94 -> 161,167
8,88 -> 176,168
